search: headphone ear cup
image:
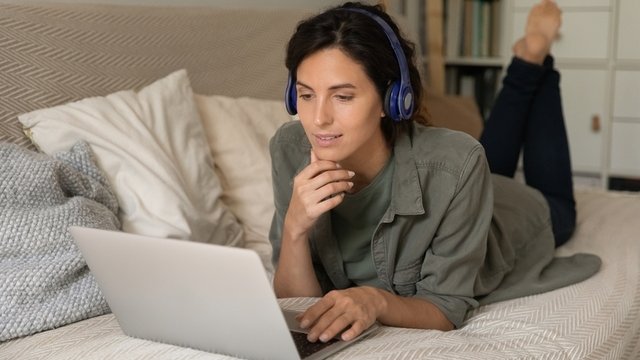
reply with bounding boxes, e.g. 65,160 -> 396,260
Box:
285,73 -> 297,115
398,85 -> 414,120
384,81 -> 400,122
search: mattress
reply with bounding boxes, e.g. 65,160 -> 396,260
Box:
1,189 -> 639,360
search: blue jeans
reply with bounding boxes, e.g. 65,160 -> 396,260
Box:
480,56 -> 575,247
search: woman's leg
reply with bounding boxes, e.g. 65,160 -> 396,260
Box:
481,0 -> 575,246
481,0 -> 561,176
522,56 -> 575,247
479,58 -> 546,178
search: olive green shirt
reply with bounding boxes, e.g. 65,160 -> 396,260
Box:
269,121 -> 601,328
332,153 -> 394,289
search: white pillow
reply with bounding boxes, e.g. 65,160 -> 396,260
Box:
194,94 -> 292,275
19,69 -> 244,248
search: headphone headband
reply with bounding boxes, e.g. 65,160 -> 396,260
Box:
343,8 -> 411,93
285,6 -> 415,122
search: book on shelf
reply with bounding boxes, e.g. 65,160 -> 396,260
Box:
490,0 -> 501,58
445,0 -> 501,59
445,0 -> 464,59
463,0 -> 473,57
443,0 -> 503,120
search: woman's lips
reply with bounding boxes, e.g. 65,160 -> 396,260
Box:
314,134 -> 342,147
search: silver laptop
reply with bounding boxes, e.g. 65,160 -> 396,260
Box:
69,226 -> 378,360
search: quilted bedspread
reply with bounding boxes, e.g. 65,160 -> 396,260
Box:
0,189 -> 638,359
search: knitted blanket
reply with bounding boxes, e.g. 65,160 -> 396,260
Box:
0,142 -> 120,342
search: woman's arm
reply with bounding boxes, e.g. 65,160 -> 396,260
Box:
273,223 -> 322,297
299,286 -> 453,343
273,150 -> 355,297
376,289 -> 454,331
300,142 -> 492,341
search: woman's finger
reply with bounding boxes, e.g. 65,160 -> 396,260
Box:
298,294 -> 335,329
339,319 -> 369,341
298,160 -> 348,182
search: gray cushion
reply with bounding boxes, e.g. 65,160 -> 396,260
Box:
0,141 -> 120,341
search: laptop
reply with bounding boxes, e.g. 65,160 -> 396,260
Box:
69,226 -> 378,360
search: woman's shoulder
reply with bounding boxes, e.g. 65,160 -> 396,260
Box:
269,121 -> 310,171
410,123 -> 485,165
413,123 -> 481,147
270,120 -> 307,147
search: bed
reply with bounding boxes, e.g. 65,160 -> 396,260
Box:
0,3 -> 639,359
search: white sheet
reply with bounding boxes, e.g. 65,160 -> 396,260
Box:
1,189 -> 639,359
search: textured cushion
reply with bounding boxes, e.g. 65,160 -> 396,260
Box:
194,94 -> 293,275
0,142 -> 119,341
18,70 -> 244,247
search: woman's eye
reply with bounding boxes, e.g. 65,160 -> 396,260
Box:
299,94 -> 313,101
336,95 -> 354,102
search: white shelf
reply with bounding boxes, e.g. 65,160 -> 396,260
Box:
444,57 -> 504,67
615,60 -> 640,70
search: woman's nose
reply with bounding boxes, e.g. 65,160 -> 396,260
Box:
313,98 -> 332,126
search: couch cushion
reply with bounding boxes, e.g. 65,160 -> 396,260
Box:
0,3 -> 311,148
18,69 -> 244,248
0,142 -> 119,341
194,94 -> 293,275
423,89 -> 484,140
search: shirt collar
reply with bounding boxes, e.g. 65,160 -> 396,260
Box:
384,128 -> 426,220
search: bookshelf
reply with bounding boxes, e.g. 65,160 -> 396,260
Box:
442,0 -> 506,120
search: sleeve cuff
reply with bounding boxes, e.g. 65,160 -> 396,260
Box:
412,293 -> 478,329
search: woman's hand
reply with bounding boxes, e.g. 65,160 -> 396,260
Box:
295,286 -> 455,340
297,287 -> 386,342
284,150 -> 355,239
274,149 -> 355,298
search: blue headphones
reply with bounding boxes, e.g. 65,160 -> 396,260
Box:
284,7 -> 415,122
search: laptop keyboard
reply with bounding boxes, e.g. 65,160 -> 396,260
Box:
290,331 -> 339,358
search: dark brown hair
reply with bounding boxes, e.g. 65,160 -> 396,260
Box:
285,2 -> 427,145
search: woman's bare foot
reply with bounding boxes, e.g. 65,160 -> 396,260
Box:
512,0 -> 562,65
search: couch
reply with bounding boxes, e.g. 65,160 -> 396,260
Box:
0,2 -> 639,359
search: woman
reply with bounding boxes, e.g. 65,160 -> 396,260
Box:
269,0 -> 600,343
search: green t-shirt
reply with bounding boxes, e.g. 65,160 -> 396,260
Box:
331,155 -> 395,288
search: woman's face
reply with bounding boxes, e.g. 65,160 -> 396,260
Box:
295,47 -> 388,168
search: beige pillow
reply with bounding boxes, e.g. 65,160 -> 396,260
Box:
422,89 -> 484,140
194,94 -> 292,275
19,70 -> 244,248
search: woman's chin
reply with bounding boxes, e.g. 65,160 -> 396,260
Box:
312,149 -> 344,163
